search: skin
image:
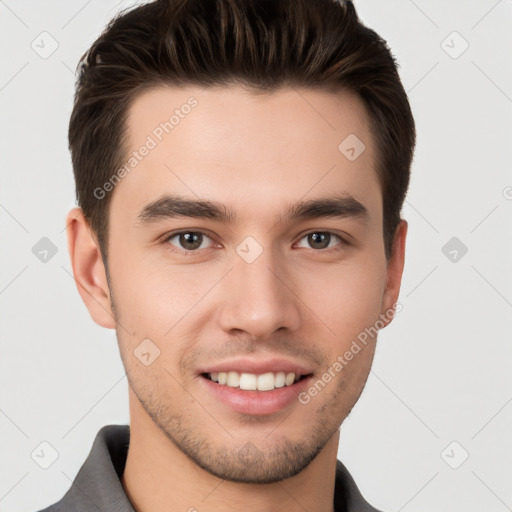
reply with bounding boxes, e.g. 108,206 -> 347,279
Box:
66,84 -> 407,512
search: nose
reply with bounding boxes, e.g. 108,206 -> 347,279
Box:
217,244 -> 303,339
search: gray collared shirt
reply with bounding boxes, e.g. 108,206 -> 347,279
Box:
36,424 -> 384,512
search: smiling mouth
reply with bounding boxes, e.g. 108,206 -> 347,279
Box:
201,371 -> 312,392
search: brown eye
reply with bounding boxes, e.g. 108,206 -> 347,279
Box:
165,231 -> 213,252
296,232 -> 346,251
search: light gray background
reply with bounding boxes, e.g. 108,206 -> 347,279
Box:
1,1 -> 511,511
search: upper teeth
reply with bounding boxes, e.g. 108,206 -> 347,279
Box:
208,371 -> 299,391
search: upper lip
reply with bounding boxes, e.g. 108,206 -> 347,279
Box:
198,357 -> 314,376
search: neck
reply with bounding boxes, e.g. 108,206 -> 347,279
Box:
121,392 -> 339,512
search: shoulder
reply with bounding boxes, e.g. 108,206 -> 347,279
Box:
29,425 -> 132,512
334,459 -> 387,512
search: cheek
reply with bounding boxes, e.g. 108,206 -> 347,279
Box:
111,265 -> 199,388
108,249 -> 221,347
298,257 -> 386,345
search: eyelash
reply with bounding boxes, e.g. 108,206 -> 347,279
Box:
162,230 -> 350,255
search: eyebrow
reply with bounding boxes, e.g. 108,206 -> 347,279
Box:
136,193 -> 369,226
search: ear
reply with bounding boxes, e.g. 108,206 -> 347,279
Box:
66,207 -> 116,329
380,219 -> 408,327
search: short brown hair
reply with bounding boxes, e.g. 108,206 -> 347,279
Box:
69,0 -> 415,262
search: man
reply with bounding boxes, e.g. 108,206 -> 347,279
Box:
39,0 -> 415,510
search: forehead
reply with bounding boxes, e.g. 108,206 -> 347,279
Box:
126,84 -> 373,156
111,84 -> 381,224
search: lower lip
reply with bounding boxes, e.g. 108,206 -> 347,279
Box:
199,375 -> 313,415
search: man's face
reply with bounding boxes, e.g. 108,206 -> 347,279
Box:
97,85 -> 404,483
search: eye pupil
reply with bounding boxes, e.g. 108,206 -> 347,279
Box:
309,232 -> 330,249
180,232 -> 202,250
